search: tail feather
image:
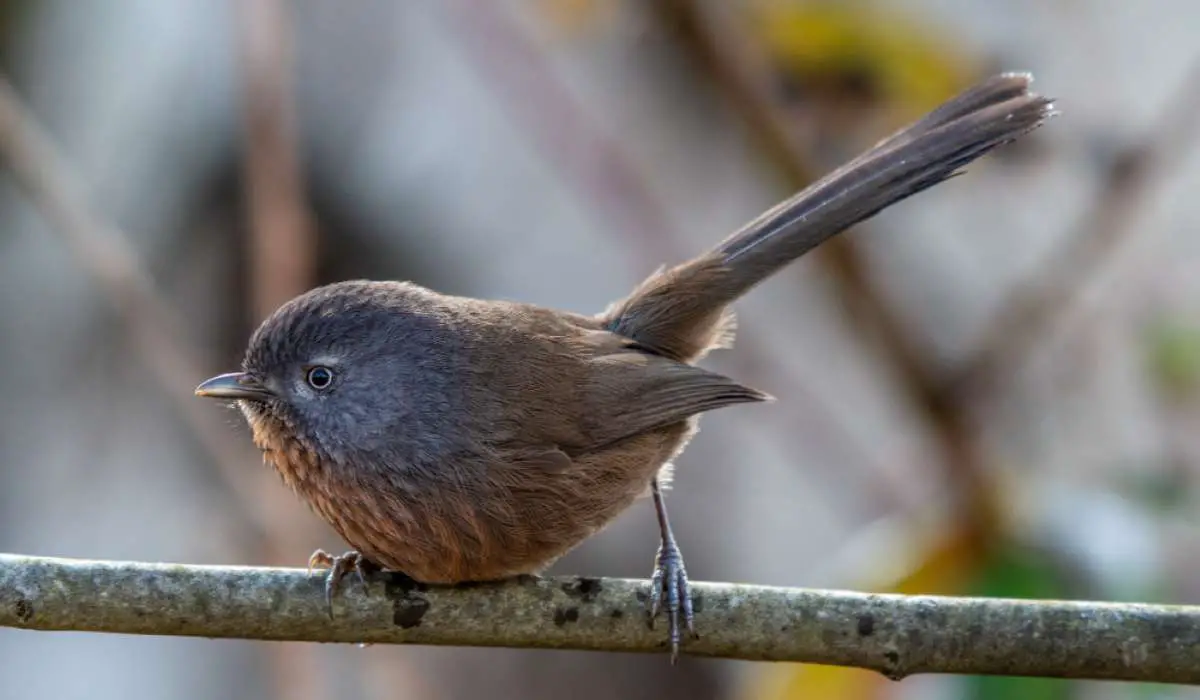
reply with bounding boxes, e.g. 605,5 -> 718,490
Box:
715,83 -> 1053,274
602,73 -> 1055,362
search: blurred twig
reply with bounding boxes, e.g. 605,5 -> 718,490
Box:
233,1 -> 325,698
4,552 -> 1200,683
0,74 -> 277,550
646,0 -> 994,543
236,0 -> 318,322
949,62 -> 1200,400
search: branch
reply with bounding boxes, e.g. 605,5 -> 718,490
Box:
2,553 -> 1198,683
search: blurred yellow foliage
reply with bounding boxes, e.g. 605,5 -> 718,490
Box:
735,7 -> 999,697
749,0 -> 981,121
531,0 -> 618,38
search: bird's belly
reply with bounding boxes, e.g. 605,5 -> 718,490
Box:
259,418 -> 695,583
318,462 -> 655,584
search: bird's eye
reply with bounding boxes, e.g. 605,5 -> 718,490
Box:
305,366 -> 334,390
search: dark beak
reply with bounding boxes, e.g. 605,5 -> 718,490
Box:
194,372 -> 273,401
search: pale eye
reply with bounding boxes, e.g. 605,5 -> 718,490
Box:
305,366 -> 334,390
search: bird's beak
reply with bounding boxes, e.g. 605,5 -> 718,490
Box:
194,372 -> 273,401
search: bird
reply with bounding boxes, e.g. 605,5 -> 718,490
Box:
195,72 -> 1054,661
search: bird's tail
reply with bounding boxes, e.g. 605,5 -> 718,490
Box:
601,73 -> 1055,361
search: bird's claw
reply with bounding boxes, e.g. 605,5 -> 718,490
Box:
646,539 -> 696,663
307,549 -> 374,618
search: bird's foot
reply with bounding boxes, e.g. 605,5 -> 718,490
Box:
646,537 -> 696,664
307,549 -> 378,618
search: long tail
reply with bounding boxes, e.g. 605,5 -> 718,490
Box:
601,73 -> 1055,361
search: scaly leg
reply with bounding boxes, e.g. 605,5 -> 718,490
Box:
646,477 -> 696,663
307,549 -> 379,618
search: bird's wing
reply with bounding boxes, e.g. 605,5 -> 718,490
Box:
577,349 -> 770,450
458,305 -> 766,459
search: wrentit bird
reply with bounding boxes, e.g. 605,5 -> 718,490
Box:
197,73 -> 1054,660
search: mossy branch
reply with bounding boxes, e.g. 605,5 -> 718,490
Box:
2,553 -> 1198,683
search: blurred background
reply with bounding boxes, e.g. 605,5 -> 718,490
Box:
1,0 -> 1199,698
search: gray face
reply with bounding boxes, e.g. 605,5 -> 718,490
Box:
240,347 -> 398,460
199,279 -> 464,468
252,283 -> 416,457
